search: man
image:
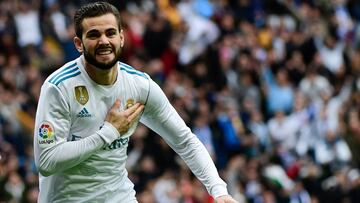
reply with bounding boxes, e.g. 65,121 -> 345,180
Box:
34,2 -> 238,203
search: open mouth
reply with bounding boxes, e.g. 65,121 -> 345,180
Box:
96,49 -> 113,55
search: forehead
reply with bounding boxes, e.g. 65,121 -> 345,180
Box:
82,13 -> 118,33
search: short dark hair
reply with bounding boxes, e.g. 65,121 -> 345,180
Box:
74,1 -> 122,38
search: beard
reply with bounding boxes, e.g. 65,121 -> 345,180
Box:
83,44 -> 121,70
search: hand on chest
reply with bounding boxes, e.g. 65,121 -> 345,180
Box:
71,85 -> 141,121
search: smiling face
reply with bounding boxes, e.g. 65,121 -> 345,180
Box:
74,13 -> 124,70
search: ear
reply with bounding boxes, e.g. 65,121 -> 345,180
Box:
74,37 -> 83,53
120,29 -> 125,48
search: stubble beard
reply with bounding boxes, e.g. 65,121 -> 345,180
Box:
83,45 -> 121,70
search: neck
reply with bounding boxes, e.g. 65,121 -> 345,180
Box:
83,60 -> 118,85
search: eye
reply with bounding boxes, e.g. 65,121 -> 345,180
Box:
106,29 -> 117,37
86,31 -> 100,39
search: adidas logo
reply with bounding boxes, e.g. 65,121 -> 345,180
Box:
77,107 -> 92,118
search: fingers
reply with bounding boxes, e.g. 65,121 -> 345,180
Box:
127,104 -> 144,122
123,102 -> 141,116
215,195 -> 239,203
110,99 -> 121,111
109,99 -> 143,119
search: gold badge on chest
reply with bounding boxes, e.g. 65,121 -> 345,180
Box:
125,98 -> 134,109
75,86 -> 89,105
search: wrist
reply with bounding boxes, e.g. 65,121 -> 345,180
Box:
211,184 -> 229,199
97,121 -> 120,144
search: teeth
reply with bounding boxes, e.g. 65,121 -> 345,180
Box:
97,50 -> 112,55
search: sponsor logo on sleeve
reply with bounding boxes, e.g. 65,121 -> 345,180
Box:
38,121 -> 56,147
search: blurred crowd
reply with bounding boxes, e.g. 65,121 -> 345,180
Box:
0,0 -> 360,202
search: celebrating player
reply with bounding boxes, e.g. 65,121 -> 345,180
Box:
33,2 -> 238,203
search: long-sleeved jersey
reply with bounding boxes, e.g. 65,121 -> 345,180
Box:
34,56 -> 228,203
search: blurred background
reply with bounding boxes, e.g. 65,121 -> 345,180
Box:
0,0 -> 360,202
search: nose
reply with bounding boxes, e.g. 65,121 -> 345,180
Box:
98,34 -> 110,45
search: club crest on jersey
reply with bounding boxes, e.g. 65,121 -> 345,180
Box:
126,98 -> 135,109
38,121 -> 56,148
75,86 -> 89,105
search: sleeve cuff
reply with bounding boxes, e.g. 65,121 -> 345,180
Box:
211,184 -> 229,199
96,121 -> 120,144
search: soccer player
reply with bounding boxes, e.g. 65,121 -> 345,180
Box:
33,2 -> 238,203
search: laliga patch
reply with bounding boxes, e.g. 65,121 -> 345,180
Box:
38,121 -> 56,148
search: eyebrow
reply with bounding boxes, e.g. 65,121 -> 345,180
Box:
85,29 -> 99,36
85,28 -> 118,36
105,28 -> 118,33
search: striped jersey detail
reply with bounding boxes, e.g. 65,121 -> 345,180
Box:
119,62 -> 147,79
49,62 -> 81,86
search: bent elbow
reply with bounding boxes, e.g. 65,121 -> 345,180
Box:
37,155 -> 56,177
39,169 -> 53,177
37,163 -> 55,177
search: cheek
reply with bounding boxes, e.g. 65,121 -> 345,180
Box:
83,43 -> 96,52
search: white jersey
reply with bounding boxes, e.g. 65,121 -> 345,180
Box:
34,56 -> 228,203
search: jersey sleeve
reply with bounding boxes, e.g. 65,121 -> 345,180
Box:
140,79 -> 229,198
34,82 -> 120,177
